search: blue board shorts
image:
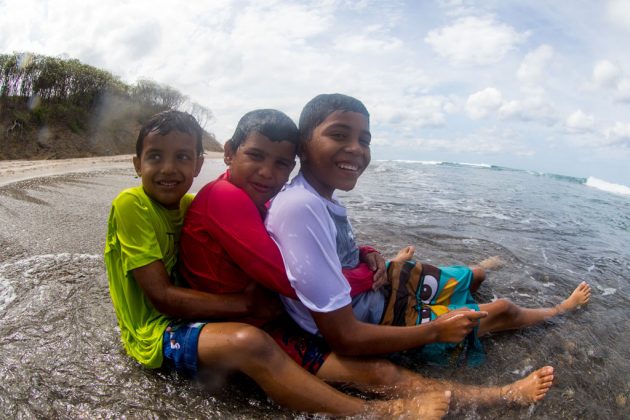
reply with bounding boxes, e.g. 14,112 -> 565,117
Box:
162,321 -> 206,376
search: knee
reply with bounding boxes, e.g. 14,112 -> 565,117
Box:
231,325 -> 278,362
472,266 -> 486,282
494,299 -> 519,319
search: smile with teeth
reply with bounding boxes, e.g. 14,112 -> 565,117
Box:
157,180 -> 179,188
337,162 -> 359,171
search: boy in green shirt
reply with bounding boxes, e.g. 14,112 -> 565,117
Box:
104,110 -> 451,418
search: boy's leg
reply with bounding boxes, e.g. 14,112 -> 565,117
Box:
317,353 -> 555,407
196,322 -> 451,418
470,256 -> 504,292
477,281 -> 591,336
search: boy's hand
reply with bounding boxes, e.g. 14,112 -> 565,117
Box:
243,282 -> 285,322
363,251 -> 387,289
432,309 -> 487,343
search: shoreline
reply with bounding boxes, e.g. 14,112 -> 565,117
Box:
0,152 -> 224,187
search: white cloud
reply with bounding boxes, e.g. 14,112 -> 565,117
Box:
606,0 -> 630,32
615,78 -> 630,102
391,127 -> 534,156
565,110 -> 595,133
593,60 -> 622,88
498,97 -> 557,125
466,87 -> 503,119
334,31 -> 403,53
425,15 -> 527,65
605,122 -> 630,147
517,45 -> 554,85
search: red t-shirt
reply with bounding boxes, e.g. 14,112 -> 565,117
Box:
179,171 -> 297,300
179,171 -> 376,319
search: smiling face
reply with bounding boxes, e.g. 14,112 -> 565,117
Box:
225,131 -> 296,209
300,110 -> 371,199
133,129 -> 203,209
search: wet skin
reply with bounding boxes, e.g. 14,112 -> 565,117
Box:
133,130 -> 203,209
300,110 -> 371,200
225,132 -> 296,210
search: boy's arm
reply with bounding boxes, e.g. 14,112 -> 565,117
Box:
268,188 -> 486,356
133,260 -> 282,321
311,305 -> 487,356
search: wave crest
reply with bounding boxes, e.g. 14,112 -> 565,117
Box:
586,177 -> 630,197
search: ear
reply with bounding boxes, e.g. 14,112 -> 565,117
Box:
132,156 -> 141,176
223,139 -> 235,166
194,155 -> 204,177
297,141 -> 308,162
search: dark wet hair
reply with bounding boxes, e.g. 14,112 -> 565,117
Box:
226,109 -> 299,151
298,93 -> 369,143
136,110 -> 204,157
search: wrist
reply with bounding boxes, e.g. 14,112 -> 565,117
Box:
359,245 -> 380,261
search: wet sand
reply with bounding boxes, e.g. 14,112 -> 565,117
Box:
0,152 -> 223,187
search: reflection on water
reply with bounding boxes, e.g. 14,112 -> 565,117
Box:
0,162 -> 628,419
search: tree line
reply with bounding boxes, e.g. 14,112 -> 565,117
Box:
0,52 -> 213,128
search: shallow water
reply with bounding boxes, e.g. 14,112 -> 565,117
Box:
0,160 -> 628,419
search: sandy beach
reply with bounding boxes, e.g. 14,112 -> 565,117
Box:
0,154 -> 627,419
0,152 -> 224,187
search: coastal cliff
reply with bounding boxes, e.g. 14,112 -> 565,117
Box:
0,52 -> 222,160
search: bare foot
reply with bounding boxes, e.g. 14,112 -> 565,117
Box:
377,390 -> 451,419
558,281 -> 591,313
392,245 -> 415,263
500,366 -> 554,405
476,255 -> 505,270
469,256 -> 504,292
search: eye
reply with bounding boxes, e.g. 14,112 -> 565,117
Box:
359,137 -> 371,147
177,153 -> 192,161
245,151 -> 264,161
276,159 -> 292,168
419,275 -> 439,303
330,132 -> 346,140
147,153 -> 161,161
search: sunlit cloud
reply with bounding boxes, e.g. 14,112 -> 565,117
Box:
593,60 -> 622,88
605,121 -> 630,147
466,87 -> 503,119
606,0 -> 630,32
425,15 -> 527,65
518,45 -> 554,86
565,110 -> 595,134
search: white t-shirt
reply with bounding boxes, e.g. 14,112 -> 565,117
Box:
266,172 -> 384,334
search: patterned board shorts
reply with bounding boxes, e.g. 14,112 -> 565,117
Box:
162,321 -> 206,376
263,316 -> 331,374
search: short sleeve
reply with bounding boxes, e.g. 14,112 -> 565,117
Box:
111,191 -> 163,274
267,188 -> 352,312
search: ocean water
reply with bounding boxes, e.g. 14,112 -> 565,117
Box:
0,159 -> 628,419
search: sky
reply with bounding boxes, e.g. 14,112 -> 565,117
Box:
1,0 -> 630,186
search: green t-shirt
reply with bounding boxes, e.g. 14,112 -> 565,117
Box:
104,185 -> 194,368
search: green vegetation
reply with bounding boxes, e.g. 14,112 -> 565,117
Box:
0,52 -> 220,159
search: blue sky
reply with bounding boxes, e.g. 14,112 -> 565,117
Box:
2,0 -> 629,186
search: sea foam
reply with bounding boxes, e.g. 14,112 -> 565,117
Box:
586,177 -> 630,197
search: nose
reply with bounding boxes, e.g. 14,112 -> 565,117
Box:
160,158 -> 177,174
258,162 -> 273,179
343,136 -> 362,154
